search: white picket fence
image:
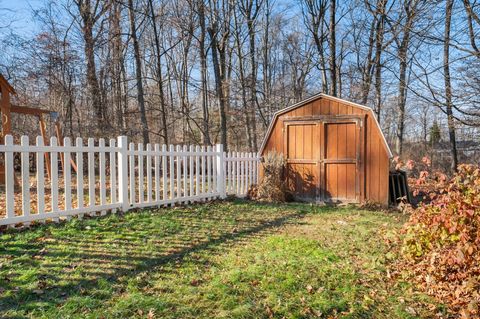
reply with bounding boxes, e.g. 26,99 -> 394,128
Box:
0,135 -> 259,227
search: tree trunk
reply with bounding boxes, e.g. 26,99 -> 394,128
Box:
444,0 -> 458,172
78,1 -> 104,130
395,43 -> 408,155
148,0 -> 169,145
247,18 -> 258,151
329,0 -> 337,96
233,7 -> 253,150
307,0 -> 328,94
128,0 -> 150,144
208,21 -> 228,151
394,9 -> 414,155
360,18 -> 376,105
109,1 -> 125,132
374,0 -> 386,122
197,0 -> 211,145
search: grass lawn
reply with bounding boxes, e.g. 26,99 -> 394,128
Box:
0,200 -> 443,318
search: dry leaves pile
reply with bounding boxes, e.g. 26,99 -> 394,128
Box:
399,164 -> 480,317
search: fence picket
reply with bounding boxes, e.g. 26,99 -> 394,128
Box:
246,153 -> 250,194
138,143 -> 144,204
244,152 -> 248,194
232,152 -> 235,193
129,142 -> 135,205
195,146 -> 200,196
207,146 -> 212,198
242,153 -> 245,192
21,136 -> 30,221
64,137 -> 72,216
235,151 -> 239,195
51,137 -> 59,221
36,136 -> 45,219
253,153 -> 256,184
226,151 -> 231,193
100,138 -> 107,215
162,145 -> 167,201
169,145 -> 174,201
88,138 -> 95,212
109,138 -> 117,213
201,146 -> 206,196
188,145 -> 193,200
182,145 -> 187,202
146,143 -> 152,203
176,145 -> 181,199
248,153 -> 251,193
117,136 -> 128,212
154,144 -> 160,202
212,147 -> 217,195
76,137 -> 84,217
216,144 -> 224,198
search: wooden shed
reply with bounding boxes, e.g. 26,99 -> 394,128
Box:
259,93 -> 392,206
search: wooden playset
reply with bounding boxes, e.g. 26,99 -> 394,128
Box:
0,74 -> 76,184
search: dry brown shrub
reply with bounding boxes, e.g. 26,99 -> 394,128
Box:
246,184 -> 258,200
256,151 -> 286,202
399,164 -> 480,316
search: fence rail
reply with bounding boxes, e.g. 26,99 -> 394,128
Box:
0,135 -> 259,227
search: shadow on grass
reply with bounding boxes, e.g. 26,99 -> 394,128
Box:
0,200 -> 306,316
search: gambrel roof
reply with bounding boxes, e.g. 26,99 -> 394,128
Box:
259,93 -> 393,158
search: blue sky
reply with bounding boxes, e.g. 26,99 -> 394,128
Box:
2,0 -> 43,35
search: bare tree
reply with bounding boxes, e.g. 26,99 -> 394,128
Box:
71,0 -> 110,130
196,0 -> 211,145
208,0 -> 232,150
372,0 -> 388,122
239,0 -> 263,151
128,0 -> 150,144
329,0 -> 337,96
301,0 -> 328,93
393,0 -> 420,155
462,0 -> 480,58
147,0 -> 169,144
233,4 -> 253,150
108,0 -> 126,132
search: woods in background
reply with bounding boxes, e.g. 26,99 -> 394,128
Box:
1,0 -> 480,172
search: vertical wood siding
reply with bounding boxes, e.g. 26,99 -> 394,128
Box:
261,95 -> 390,206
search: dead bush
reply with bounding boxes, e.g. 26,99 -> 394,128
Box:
255,151 -> 286,202
246,184 -> 258,200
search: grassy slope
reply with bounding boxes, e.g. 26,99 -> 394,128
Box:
0,200 -> 441,318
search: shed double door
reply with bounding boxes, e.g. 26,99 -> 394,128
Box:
284,117 -> 363,203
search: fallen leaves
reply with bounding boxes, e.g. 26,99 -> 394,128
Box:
399,164 -> 480,316
265,305 -> 274,318
306,284 -> 314,294
137,309 -> 156,319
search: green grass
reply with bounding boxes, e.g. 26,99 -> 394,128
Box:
0,200 -> 442,318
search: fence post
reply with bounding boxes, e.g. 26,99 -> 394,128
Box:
117,136 -> 129,212
216,144 -> 226,199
